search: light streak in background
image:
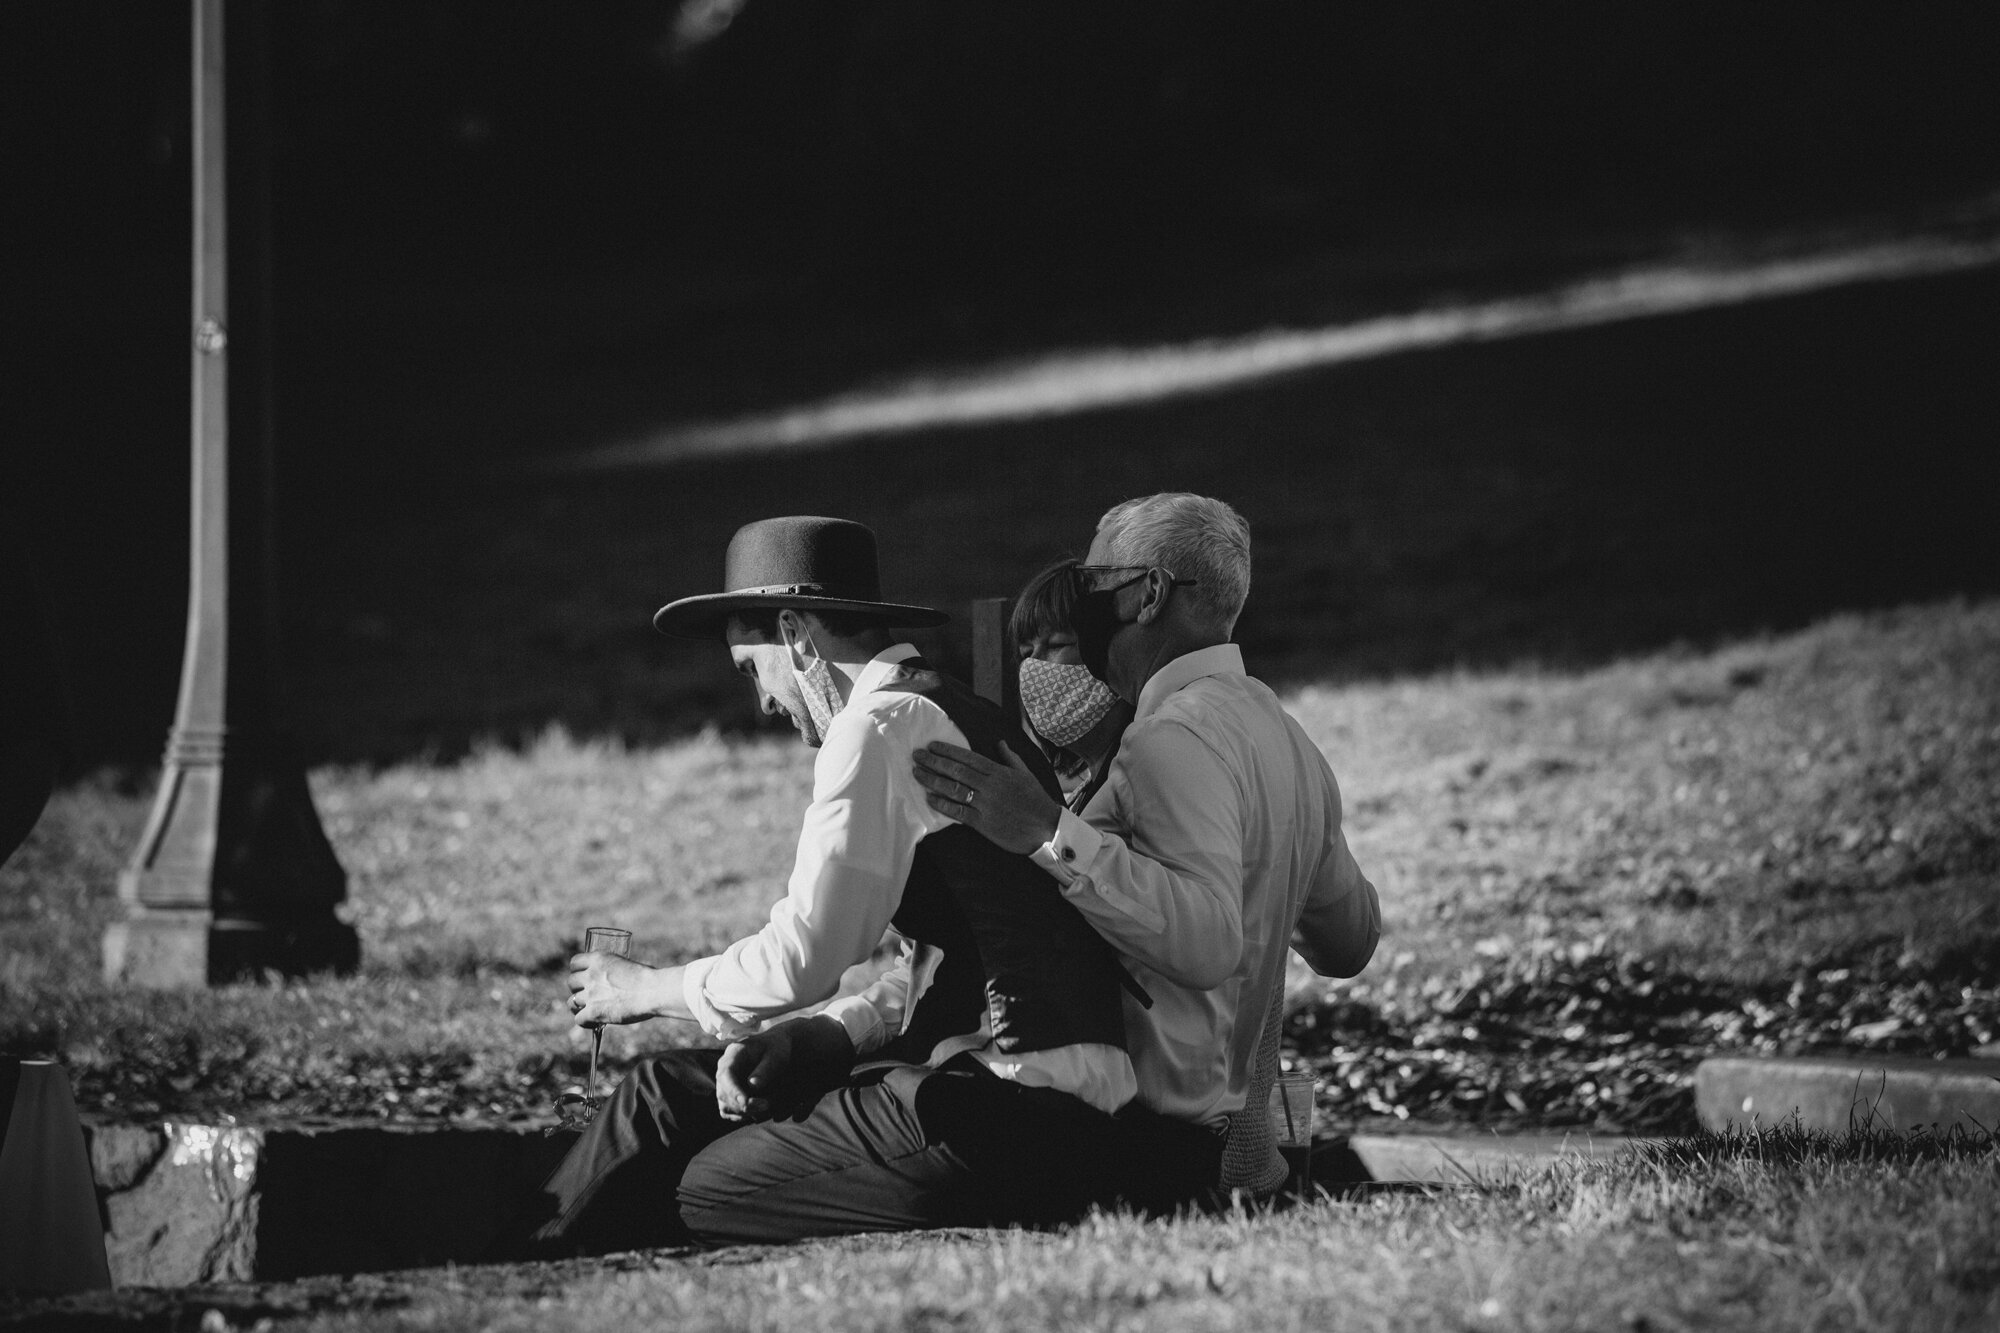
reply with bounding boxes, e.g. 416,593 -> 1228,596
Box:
539,232 -> 2000,474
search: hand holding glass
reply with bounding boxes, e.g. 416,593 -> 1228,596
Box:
583,927 -> 632,1091
553,926 -> 631,1133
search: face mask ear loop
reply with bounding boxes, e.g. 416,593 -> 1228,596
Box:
783,614 -> 844,744
791,619 -> 839,701
781,614 -> 814,670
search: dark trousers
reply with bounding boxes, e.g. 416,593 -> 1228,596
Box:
496,1050 -> 1222,1256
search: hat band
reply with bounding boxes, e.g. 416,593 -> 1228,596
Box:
736,582 -> 837,597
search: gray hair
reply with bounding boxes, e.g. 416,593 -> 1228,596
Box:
1094,493 -> 1251,636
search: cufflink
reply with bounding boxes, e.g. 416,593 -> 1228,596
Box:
1061,847 -> 1075,861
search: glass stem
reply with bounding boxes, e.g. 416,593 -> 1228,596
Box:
589,1027 -> 603,1094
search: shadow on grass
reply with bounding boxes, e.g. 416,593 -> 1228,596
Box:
18,258 -> 2000,768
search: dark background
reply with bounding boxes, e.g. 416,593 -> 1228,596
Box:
4,1 -> 1998,770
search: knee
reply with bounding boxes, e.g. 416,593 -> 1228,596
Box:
674,1142 -> 765,1246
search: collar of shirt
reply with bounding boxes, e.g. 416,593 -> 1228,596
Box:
1133,643 -> 1245,722
843,642 -> 923,707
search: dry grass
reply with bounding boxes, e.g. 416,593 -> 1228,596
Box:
0,731 -> 818,1120
2,597 -> 1994,1125
7,206 -> 1997,1330
3,604 -> 1997,1329
1292,598 -> 2000,994
319,727 -> 814,976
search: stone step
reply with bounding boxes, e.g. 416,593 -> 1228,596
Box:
1335,1131 -> 1658,1186
91,1117 -> 1660,1285
87,1054 -> 2000,1288
1693,1054 -> 2000,1133
85,1119 -> 569,1288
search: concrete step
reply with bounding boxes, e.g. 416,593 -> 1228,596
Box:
1694,1054 -> 2000,1133
90,1117 -> 1661,1285
1334,1132 -> 1659,1186
85,1053 -> 1999,1288
84,1119 -> 569,1288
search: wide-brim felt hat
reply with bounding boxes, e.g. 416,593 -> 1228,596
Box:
653,516 -> 951,639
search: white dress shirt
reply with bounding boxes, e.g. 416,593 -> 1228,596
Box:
1028,644 -> 1380,1127
680,644 -> 1138,1115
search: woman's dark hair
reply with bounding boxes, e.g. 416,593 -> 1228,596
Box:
1009,559 -> 1083,653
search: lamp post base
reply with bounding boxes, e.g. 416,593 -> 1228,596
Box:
104,909 -> 359,987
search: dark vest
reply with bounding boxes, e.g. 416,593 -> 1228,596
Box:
872,661 -> 1131,1063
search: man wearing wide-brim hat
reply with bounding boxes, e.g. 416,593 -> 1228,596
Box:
502,516 -> 1203,1253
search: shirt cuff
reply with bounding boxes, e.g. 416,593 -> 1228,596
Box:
1030,807 -> 1104,884
818,994 -> 888,1056
680,955 -> 756,1041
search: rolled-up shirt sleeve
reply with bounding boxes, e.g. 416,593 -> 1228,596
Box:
817,939 -> 915,1056
682,698 -> 958,1041
1293,824 -> 1380,978
1031,719 -> 1244,989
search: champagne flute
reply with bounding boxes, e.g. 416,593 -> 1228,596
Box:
581,926 -> 632,1098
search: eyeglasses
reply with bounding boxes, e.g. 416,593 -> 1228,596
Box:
1071,564 -> 1199,595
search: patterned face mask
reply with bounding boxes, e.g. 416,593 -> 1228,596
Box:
1018,656 -> 1120,748
786,624 -> 843,747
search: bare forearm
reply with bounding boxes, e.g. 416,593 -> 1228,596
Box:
572,957 -> 696,1028
635,963 -> 693,1022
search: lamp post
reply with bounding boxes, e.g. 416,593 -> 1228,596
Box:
103,0 -> 358,985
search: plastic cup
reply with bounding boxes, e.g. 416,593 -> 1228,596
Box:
1270,1070 -> 1318,1149
1269,1069 -> 1319,1197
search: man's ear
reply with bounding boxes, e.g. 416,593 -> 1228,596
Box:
1135,569 -> 1170,625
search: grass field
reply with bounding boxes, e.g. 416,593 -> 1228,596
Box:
4,220 -> 1997,1327
284,1129 -> 2000,1333
9,1128 -> 1997,1331
4,598 -> 1994,1128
